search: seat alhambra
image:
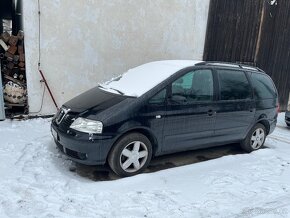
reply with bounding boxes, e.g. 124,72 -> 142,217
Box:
51,60 -> 279,177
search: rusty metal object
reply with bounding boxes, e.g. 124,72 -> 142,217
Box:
8,35 -> 18,46
39,69 -> 59,110
19,53 -> 25,62
8,45 -> 17,54
18,62 -> 25,68
18,45 -> 24,54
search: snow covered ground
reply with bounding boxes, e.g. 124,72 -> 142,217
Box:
0,114 -> 289,218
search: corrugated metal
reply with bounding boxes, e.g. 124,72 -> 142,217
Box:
204,0 -> 290,110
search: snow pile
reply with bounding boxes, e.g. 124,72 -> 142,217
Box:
101,60 -> 202,97
0,114 -> 289,217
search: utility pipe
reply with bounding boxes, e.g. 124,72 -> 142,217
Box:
38,69 -> 59,110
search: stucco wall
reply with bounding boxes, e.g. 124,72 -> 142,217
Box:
23,0 -> 210,115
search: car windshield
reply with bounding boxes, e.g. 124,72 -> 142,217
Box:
98,60 -> 202,97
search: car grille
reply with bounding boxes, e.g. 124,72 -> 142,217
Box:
53,107 -> 78,132
58,114 -> 75,132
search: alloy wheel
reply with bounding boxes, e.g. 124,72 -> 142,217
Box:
119,141 -> 149,173
250,128 -> 265,149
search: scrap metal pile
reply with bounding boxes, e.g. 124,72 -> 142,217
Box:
0,30 -> 27,107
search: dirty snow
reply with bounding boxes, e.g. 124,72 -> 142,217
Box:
0,114 -> 290,218
100,60 -> 202,97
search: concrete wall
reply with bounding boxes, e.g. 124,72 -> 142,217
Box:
23,0 -> 210,115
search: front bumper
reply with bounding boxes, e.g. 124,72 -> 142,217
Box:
285,111 -> 290,125
51,123 -> 114,165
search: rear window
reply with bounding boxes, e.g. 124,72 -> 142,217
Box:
250,73 -> 277,99
217,69 -> 252,100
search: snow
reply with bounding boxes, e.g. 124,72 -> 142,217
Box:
0,114 -> 289,218
100,60 -> 202,97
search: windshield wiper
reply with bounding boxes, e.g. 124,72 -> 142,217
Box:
98,84 -> 105,89
98,84 -> 124,95
109,88 -> 124,95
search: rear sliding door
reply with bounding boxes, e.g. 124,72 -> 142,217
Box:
214,69 -> 255,143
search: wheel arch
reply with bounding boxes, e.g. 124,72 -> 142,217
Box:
256,115 -> 270,135
107,127 -> 159,162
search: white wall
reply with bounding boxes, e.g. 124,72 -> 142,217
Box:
23,0 -> 210,115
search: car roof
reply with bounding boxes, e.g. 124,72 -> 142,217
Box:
196,61 -> 264,72
101,60 -> 202,97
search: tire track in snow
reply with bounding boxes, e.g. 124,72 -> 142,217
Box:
268,135 -> 290,144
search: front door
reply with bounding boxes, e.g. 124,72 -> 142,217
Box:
162,69 -> 217,153
139,88 -> 167,155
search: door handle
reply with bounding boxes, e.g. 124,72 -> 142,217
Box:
207,110 -> 216,116
156,115 -> 162,119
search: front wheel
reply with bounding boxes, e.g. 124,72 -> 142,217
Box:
108,133 -> 152,177
240,123 -> 266,153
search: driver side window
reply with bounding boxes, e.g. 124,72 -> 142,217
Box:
171,69 -> 214,103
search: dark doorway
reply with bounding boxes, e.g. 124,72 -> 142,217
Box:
0,0 -> 27,118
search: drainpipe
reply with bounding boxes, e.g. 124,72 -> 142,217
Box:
13,0 -> 23,34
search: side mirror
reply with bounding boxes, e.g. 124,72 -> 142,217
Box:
169,95 -> 187,104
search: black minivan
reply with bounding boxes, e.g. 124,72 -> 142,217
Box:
51,60 -> 279,177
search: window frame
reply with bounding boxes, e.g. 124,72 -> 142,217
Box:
147,88 -> 168,106
250,72 -> 278,100
167,68 -> 216,105
215,68 -> 254,102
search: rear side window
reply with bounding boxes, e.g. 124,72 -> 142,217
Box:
250,73 -> 277,99
217,69 -> 251,100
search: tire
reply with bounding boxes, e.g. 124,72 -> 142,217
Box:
108,133 -> 152,177
287,123 -> 290,127
240,123 -> 267,153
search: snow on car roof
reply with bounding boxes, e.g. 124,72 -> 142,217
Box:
100,60 -> 202,97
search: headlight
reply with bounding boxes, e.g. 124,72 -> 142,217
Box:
70,118 -> 103,134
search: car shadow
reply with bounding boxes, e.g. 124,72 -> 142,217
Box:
71,143 -> 248,181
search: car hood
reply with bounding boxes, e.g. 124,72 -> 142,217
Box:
63,87 -> 130,113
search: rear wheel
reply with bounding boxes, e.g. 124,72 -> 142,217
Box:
108,133 -> 152,177
240,123 -> 266,152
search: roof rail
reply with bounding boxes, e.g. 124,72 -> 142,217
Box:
196,61 -> 263,72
